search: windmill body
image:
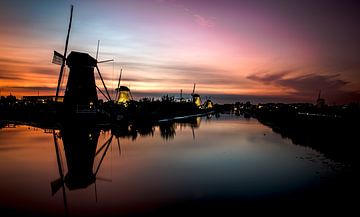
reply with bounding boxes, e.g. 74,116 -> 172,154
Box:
192,94 -> 202,107
64,51 -> 98,111
191,83 -> 202,107
204,99 -> 213,109
116,86 -> 132,105
61,125 -> 100,190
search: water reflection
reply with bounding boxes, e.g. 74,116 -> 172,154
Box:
0,114 -> 356,216
50,116 -> 205,193
159,122 -> 176,140
43,116 -> 206,215
110,116 -> 202,141
51,125 -> 109,215
54,126 -> 100,191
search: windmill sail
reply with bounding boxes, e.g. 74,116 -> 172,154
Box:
52,51 -> 65,65
51,177 -> 64,195
55,5 -> 73,101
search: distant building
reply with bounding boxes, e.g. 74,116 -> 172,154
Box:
22,96 -> 64,103
0,94 -> 17,103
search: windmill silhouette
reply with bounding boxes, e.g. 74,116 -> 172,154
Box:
52,5 -> 113,114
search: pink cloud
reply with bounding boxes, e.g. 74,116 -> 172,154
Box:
193,14 -> 214,28
158,0 -> 215,28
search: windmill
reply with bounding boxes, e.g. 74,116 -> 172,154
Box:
191,83 -> 201,107
52,5 -> 113,113
114,69 -> 133,106
179,89 -> 184,102
203,96 -> 214,109
316,89 -> 325,108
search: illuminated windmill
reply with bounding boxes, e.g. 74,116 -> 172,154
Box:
114,69 -> 133,106
203,98 -> 214,109
191,83 -> 201,107
53,5 -> 112,113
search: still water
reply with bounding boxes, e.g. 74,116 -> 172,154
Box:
0,115 -> 352,216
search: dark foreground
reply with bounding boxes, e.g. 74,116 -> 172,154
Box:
0,103 -> 359,216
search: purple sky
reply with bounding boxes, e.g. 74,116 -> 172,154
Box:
0,0 -> 359,104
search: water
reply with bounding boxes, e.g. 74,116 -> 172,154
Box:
0,115 -> 354,216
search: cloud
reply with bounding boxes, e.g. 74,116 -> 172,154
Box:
193,14 -> 214,28
4,86 -> 56,91
0,57 -> 32,65
114,61 -> 241,86
158,0 -> 215,28
117,61 -> 224,73
276,74 -> 348,93
0,86 -> 57,97
246,71 -> 291,84
0,74 -> 26,81
247,71 -> 360,103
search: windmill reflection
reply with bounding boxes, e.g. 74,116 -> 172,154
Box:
51,126 -> 112,191
159,122 -> 176,140
49,115 -> 209,215
51,124 -> 114,215
111,116 -> 202,141
62,126 -> 101,189
111,122 -> 155,140
159,116 -> 201,140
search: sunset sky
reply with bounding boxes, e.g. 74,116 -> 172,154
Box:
0,0 -> 359,104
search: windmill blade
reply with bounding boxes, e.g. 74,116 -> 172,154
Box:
96,40 -> 100,60
95,65 -> 112,101
94,135 -> 113,176
98,59 -> 114,64
94,41 -> 114,64
115,69 -> 122,101
96,85 -> 110,101
52,51 -> 65,65
117,69 -> 122,89
55,5 -> 73,102
95,135 -> 113,156
117,137 -> 121,156
129,90 -> 134,101
51,131 -> 66,196
51,177 -> 64,196
94,180 -> 98,202
53,131 -> 65,181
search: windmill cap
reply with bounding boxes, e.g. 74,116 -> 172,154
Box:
115,86 -> 130,91
66,51 -> 97,67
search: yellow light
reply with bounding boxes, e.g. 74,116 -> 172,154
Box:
117,91 -> 131,104
193,96 -> 201,107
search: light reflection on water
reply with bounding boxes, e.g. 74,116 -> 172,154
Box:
0,115 -> 344,216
